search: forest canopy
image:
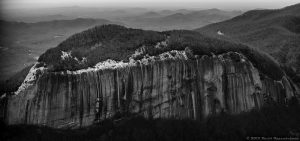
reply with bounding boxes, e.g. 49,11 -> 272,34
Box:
38,24 -> 284,80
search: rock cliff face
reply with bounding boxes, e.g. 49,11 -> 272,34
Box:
3,52 -> 298,128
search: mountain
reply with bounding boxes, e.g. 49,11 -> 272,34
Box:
4,14 -> 73,23
186,9 -> 242,20
140,11 -> 162,18
0,18 -> 116,43
2,7 -> 150,23
196,3 -> 300,84
159,9 -> 175,15
119,9 -> 242,31
3,7 -> 241,31
1,25 -> 298,128
0,18 -> 121,82
159,9 -> 195,16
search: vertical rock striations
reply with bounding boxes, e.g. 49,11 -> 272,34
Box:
3,52 -> 298,128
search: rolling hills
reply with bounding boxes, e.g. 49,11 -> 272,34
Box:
119,9 -> 242,31
196,3 -> 300,83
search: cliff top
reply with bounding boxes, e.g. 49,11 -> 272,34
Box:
38,25 -> 284,80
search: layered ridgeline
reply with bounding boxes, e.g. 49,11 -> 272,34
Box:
1,25 -> 299,128
196,3 -> 300,84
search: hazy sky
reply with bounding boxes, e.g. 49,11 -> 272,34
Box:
2,0 -> 300,10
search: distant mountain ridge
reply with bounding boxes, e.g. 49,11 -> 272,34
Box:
196,3 -> 300,83
119,9 -> 242,31
0,18 -> 117,43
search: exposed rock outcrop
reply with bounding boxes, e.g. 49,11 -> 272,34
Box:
2,52 -> 298,128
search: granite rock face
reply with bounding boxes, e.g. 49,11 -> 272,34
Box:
3,52 -> 299,128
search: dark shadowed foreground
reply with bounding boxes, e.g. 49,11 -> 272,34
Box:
1,99 -> 299,141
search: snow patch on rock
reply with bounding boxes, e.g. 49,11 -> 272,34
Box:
61,51 -> 72,60
154,38 -> 168,49
72,59 -> 133,74
14,63 -> 46,95
0,93 -> 6,99
94,60 -> 132,70
68,50 -> 188,74
159,50 -> 188,60
217,30 -> 224,36
81,57 -> 88,64
61,51 -> 88,64
131,45 -> 146,58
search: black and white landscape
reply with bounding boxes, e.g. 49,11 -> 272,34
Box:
0,0 -> 300,141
